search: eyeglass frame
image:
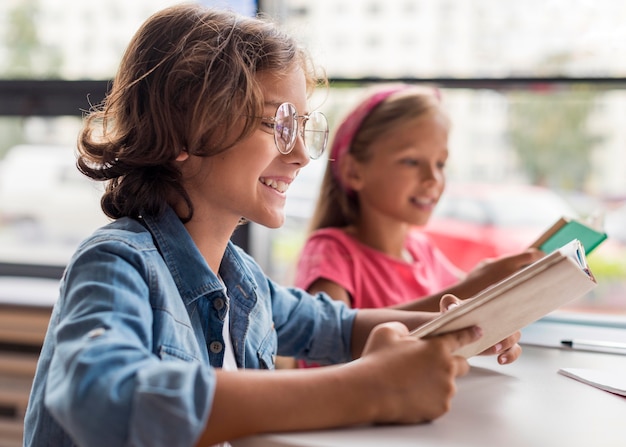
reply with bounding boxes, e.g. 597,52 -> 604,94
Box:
256,102 -> 329,160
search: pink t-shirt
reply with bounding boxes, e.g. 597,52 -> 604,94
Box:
295,227 -> 462,309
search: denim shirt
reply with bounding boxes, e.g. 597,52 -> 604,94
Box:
23,205 -> 357,447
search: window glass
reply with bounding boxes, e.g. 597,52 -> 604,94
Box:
0,1 -> 257,268
255,86 -> 626,316
1,1 -> 179,80
0,0 -> 257,80
248,0 -> 626,318
275,0 -> 626,78
1,0 -> 625,319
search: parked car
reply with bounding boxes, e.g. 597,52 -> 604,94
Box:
421,183 -> 578,272
0,144 -> 109,245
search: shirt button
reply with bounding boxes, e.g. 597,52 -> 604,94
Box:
213,298 -> 225,310
209,341 -> 223,353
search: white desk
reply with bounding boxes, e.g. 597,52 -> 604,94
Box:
233,346 -> 626,447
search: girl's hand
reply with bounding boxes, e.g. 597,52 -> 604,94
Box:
353,320 -> 482,424
466,249 -> 544,284
439,293 -> 522,365
479,330 -> 522,365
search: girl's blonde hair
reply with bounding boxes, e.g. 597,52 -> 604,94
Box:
78,4 -> 324,221
308,85 -> 444,232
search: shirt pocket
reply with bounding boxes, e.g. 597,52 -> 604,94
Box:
256,327 -> 277,370
158,344 -> 200,363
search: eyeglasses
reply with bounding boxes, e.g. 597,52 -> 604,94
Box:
259,102 -> 329,159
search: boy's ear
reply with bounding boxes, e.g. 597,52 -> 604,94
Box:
338,154 -> 365,191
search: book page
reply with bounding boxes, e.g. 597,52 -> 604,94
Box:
558,368 -> 626,397
410,240 -> 597,358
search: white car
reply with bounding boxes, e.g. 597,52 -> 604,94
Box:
0,144 -> 110,245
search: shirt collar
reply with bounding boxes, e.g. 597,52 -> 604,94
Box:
140,205 -> 257,304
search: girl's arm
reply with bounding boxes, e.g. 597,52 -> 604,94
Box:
307,249 -> 543,314
195,322 -> 482,446
348,295 -> 521,362
308,279 -> 523,365
389,248 -> 545,312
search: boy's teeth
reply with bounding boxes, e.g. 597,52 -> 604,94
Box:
261,178 -> 288,193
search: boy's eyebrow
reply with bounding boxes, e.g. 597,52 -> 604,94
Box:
264,100 -> 282,109
260,101 -> 280,115
263,101 -> 311,115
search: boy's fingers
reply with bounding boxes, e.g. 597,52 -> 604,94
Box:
364,322 -> 411,352
375,321 -> 410,338
441,326 -> 483,353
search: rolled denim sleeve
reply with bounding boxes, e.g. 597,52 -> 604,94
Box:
276,286 -> 357,364
44,239 -> 214,447
237,248 -> 357,365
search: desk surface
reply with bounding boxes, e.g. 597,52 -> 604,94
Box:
233,346 -> 626,447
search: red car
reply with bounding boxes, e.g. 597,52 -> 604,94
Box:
420,183 -> 577,272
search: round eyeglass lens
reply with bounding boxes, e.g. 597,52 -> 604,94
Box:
304,111 -> 329,159
274,103 -> 297,154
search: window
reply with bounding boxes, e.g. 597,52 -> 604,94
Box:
1,0 -> 625,319
252,0 -> 626,318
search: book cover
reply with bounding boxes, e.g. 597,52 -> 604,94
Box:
410,240 -> 597,358
529,217 -> 607,255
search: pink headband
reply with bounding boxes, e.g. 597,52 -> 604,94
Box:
330,84 -> 442,187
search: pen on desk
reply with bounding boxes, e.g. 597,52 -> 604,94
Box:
561,339 -> 626,354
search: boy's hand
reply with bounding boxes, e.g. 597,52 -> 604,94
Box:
355,321 -> 482,424
439,293 -> 522,365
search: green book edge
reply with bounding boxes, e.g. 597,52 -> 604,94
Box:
539,220 -> 608,255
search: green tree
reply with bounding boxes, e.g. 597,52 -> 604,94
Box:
506,88 -> 603,191
3,0 -> 62,78
0,0 -> 65,159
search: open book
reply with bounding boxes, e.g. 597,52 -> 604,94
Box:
410,239 -> 597,358
529,216 -> 607,255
